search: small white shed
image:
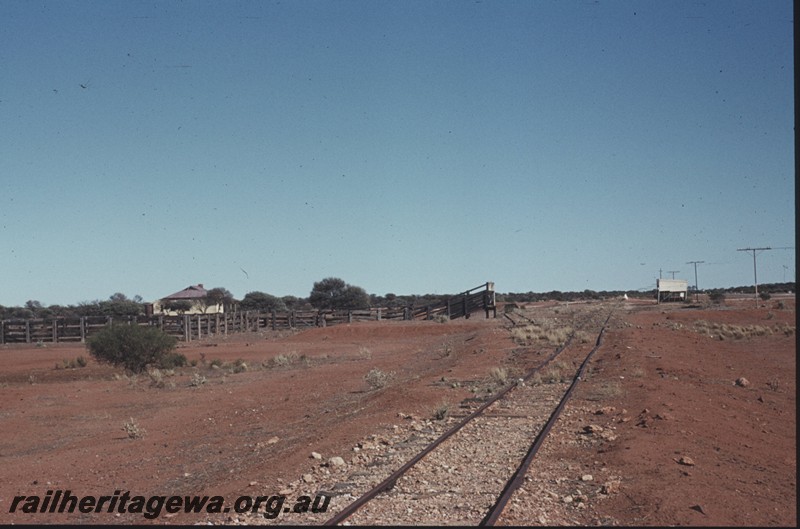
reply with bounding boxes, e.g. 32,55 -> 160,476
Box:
656,279 -> 689,303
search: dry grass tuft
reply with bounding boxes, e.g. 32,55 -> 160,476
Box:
55,356 -> 88,370
433,401 -> 450,420
123,418 -> 146,439
489,366 -> 509,386
585,381 -> 623,401
629,366 -> 646,378
540,360 -> 572,384
767,377 -> 780,392
693,320 -> 795,340
365,368 -> 394,390
268,352 -> 299,367
542,367 -> 564,384
189,372 -> 207,387
148,368 -> 164,387
227,359 -> 248,374
147,368 -> 176,388
511,320 -> 575,347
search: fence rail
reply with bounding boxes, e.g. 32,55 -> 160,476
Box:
0,283 -> 496,344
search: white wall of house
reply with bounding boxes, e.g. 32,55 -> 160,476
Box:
152,300 -> 225,316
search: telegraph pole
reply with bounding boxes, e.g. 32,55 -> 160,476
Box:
736,246 -> 795,306
737,247 -> 771,307
686,260 -> 704,301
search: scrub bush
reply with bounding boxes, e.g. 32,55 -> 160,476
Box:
87,324 -> 180,373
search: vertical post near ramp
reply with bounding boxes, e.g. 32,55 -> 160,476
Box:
485,282 -> 497,318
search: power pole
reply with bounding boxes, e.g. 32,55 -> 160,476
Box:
686,261 -> 704,301
736,246 -> 795,306
667,270 -> 680,279
737,247 -> 771,307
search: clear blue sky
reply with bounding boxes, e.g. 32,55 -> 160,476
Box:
1,0 -> 794,307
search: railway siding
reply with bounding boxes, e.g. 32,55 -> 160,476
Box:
227,306 -> 613,525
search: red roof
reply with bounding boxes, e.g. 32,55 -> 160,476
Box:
161,284 -> 207,300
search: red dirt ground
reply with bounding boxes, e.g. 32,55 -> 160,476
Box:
0,296 -> 795,526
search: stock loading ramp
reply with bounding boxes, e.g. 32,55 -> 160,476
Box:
410,282 -> 497,320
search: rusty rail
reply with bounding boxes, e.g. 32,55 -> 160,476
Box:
480,312 -> 612,525
323,306 -> 615,525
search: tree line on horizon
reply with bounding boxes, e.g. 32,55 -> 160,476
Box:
0,279 -> 794,320
0,278 -> 434,320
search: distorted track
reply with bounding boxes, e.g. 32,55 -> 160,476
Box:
318,303 -> 617,526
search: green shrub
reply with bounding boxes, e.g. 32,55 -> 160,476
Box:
708,290 -> 726,304
158,351 -> 187,369
87,324 -> 179,373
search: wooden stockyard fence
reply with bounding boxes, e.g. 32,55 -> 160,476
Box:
0,283 -> 496,344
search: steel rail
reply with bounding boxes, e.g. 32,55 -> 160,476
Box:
480,311 -> 613,525
323,307 -> 613,526
322,335 -> 574,525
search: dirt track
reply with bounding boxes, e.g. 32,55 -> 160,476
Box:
0,297 -> 795,525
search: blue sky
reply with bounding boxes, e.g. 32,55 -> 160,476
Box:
1,0 -> 794,306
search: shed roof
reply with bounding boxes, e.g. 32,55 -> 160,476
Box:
161,284 -> 207,300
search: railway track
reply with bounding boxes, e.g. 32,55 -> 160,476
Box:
317,304 -> 616,526
231,302 -> 617,526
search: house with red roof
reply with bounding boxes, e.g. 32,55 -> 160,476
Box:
152,283 -> 224,315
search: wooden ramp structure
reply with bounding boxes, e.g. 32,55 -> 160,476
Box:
407,282 -> 497,321
0,282 -> 496,344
